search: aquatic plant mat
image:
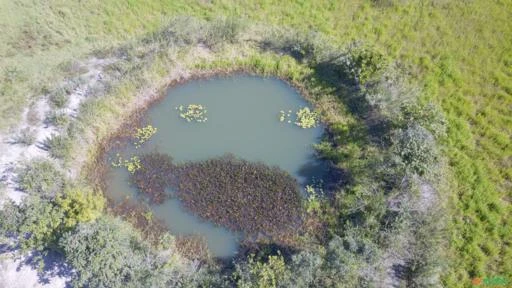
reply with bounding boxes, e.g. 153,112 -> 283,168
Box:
131,153 -> 304,239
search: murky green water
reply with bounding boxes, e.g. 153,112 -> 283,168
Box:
105,75 -> 327,258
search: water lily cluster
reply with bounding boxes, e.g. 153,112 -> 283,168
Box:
295,107 -> 319,128
279,110 -> 293,123
133,125 -> 157,148
111,154 -> 142,174
279,107 -> 319,128
176,104 -> 208,123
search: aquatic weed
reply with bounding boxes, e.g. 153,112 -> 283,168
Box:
133,125 -> 157,148
176,104 -> 208,123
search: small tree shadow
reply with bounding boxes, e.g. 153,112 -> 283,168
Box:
16,250 -> 74,287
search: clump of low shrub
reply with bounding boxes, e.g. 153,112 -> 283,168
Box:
56,185 -> 105,229
43,134 -> 73,161
17,159 -> 65,199
48,88 -> 69,109
59,216 -> 186,288
392,124 -> 438,176
45,110 -> 70,128
131,152 -> 175,204
174,155 -> 303,237
13,127 -> 36,145
204,16 -> 243,48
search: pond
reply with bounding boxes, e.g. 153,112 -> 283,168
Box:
105,75 -> 328,258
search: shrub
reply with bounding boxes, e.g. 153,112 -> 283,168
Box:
18,159 -> 65,198
60,216 -> 185,288
55,186 -> 105,229
1,196 -> 65,251
204,17 -> 243,48
13,127 -> 36,145
45,110 -> 70,128
392,124 -> 438,175
43,134 -> 73,161
49,88 -> 69,108
160,16 -> 206,47
347,45 -> 388,84
60,216 -> 147,287
262,29 -> 329,62
397,102 -> 447,138
234,253 -> 291,288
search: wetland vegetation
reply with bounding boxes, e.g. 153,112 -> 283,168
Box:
0,2 -> 510,287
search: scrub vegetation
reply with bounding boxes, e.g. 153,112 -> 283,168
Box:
0,1 -> 510,287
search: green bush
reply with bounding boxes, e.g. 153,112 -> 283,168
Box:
43,134 -> 73,161
18,159 -> 65,198
392,124 -> 438,175
60,216 -> 185,288
45,110 -> 70,128
56,185 -> 105,229
48,88 -> 69,109
204,17 -> 243,48
13,127 -> 36,145
234,253 -> 291,288
0,196 -> 65,251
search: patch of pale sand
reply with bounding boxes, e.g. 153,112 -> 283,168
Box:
0,254 -> 67,288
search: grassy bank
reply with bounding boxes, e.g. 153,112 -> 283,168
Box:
1,1 -> 510,286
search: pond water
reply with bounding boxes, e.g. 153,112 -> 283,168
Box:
105,75 -> 328,258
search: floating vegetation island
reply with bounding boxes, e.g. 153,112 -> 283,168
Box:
130,153 -> 304,238
111,154 -> 142,174
133,125 -> 157,148
176,104 -> 208,123
279,107 -> 319,128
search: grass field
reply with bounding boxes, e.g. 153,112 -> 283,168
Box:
1,0 -> 510,285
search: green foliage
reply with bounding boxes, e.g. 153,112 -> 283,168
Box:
43,134 -> 73,161
60,216 -> 145,288
112,154 -> 142,174
397,102 -> 447,139
0,0 -> 507,282
133,124 -> 157,148
18,159 -> 65,199
0,196 -> 65,251
13,127 -> 36,145
205,16 -> 243,48
60,216 -> 185,288
347,45 -> 388,84
45,110 -> 70,128
177,104 -> 208,123
234,253 -> 290,288
48,88 -> 69,109
294,107 -> 319,128
56,186 -> 105,229
392,124 -> 438,176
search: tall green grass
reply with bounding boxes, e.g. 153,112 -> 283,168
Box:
1,0 -> 510,285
